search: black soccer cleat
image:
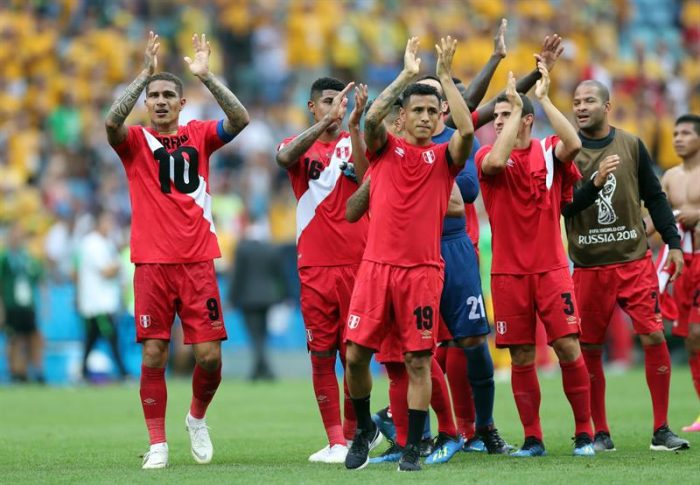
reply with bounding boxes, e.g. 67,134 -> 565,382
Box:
418,437 -> 434,457
397,444 -> 422,472
650,424 -> 690,451
593,431 -> 616,452
477,426 -> 513,454
345,424 -> 384,470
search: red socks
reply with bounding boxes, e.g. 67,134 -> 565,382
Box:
560,356 -> 593,437
431,357 -> 458,437
190,363 -> 222,419
446,346 -> 475,439
643,342 -> 671,430
310,354 -> 344,445
690,352 -> 700,400
582,347 -> 608,433
511,363 -> 542,440
386,362 -> 409,447
140,365 -> 167,445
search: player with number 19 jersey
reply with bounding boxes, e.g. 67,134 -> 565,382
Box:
113,118 -> 234,344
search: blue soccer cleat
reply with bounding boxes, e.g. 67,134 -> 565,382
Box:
371,407 -> 397,442
369,442 -> 404,463
510,436 -> 546,457
425,433 -> 465,465
463,435 -> 486,452
572,433 -> 596,456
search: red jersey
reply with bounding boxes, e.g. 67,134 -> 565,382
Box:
476,135 -> 580,275
465,203 -> 479,247
113,120 -> 230,263
279,132 -> 369,269
363,133 -> 459,267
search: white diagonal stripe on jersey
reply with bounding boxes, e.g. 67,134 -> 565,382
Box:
296,136 -> 352,243
540,138 -> 554,190
141,128 -> 216,234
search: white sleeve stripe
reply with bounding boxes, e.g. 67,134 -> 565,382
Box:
540,138 -> 554,190
296,136 -> 352,243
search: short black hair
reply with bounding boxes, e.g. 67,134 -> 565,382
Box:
495,92 -> 534,117
675,114 -> 700,135
402,83 -> 441,107
310,77 -> 346,100
416,75 -> 444,99
147,72 -> 184,97
577,79 -> 610,104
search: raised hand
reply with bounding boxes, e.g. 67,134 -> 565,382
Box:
593,155 -> 621,187
436,36 -> 457,79
493,18 -> 507,58
534,61 -> 550,100
328,81 -> 356,123
404,37 -> 422,76
535,33 -> 563,71
184,33 -> 211,78
144,31 -> 160,75
349,83 -> 368,127
505,71 -> 522,109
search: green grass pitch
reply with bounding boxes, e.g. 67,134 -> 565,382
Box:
1,368 -> 697,484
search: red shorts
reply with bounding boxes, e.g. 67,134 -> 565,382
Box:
376,317 -> 402,364
299,264 -> 358,353
573,254 -> 663,345
134,261 -> 226,344
671,253 -> 700,337
345,261 -> 442,355
437,315 -> 454,343
491,267 -> 580,348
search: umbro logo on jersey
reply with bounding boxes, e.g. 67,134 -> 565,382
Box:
140,315 -> 151,328
506,158 -> 515,167
422,150 -> 436,164
306,329 -> 313,342
348,314 -> 361,329
496,321 -> 507,335
395,147 -> 405,157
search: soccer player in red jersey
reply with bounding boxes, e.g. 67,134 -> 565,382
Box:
343,36 -> 474,472
276,79 -> 369,463
475,64 -> 594,457
566,81 -> 689,452
105,32 -> 249,469
662,114 -> 700,433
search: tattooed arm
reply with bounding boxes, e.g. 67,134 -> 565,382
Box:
185,33 -> 249,137
346,178 -> 370,222
276,83 -> 355,169
105,31 -> 159,147
364,37 -> 421,153
472,33 -> 564,130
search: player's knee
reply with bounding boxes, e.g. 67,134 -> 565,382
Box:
640,331 -> 665,346
552,335 -> 581,362
509,345 -> 536,366
345,341 -> 372,368
142,340 -> 168,367
403,351 -> 431,375
456,335 -> 486,348
196,352 -> 221,371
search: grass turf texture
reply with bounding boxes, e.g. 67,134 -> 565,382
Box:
1,368 -> 697,484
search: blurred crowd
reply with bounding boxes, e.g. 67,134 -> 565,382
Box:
0,0 -> 699,379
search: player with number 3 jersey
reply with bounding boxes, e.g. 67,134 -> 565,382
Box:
106,31 -> 249,469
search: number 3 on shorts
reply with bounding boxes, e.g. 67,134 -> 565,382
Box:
560,292 -> 575,316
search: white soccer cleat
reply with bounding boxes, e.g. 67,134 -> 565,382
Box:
308,444 -> 349,463
186,413 -> 213,464
142,442 -> 168,469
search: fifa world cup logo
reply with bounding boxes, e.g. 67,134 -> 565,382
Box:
592,171 -> 617,225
